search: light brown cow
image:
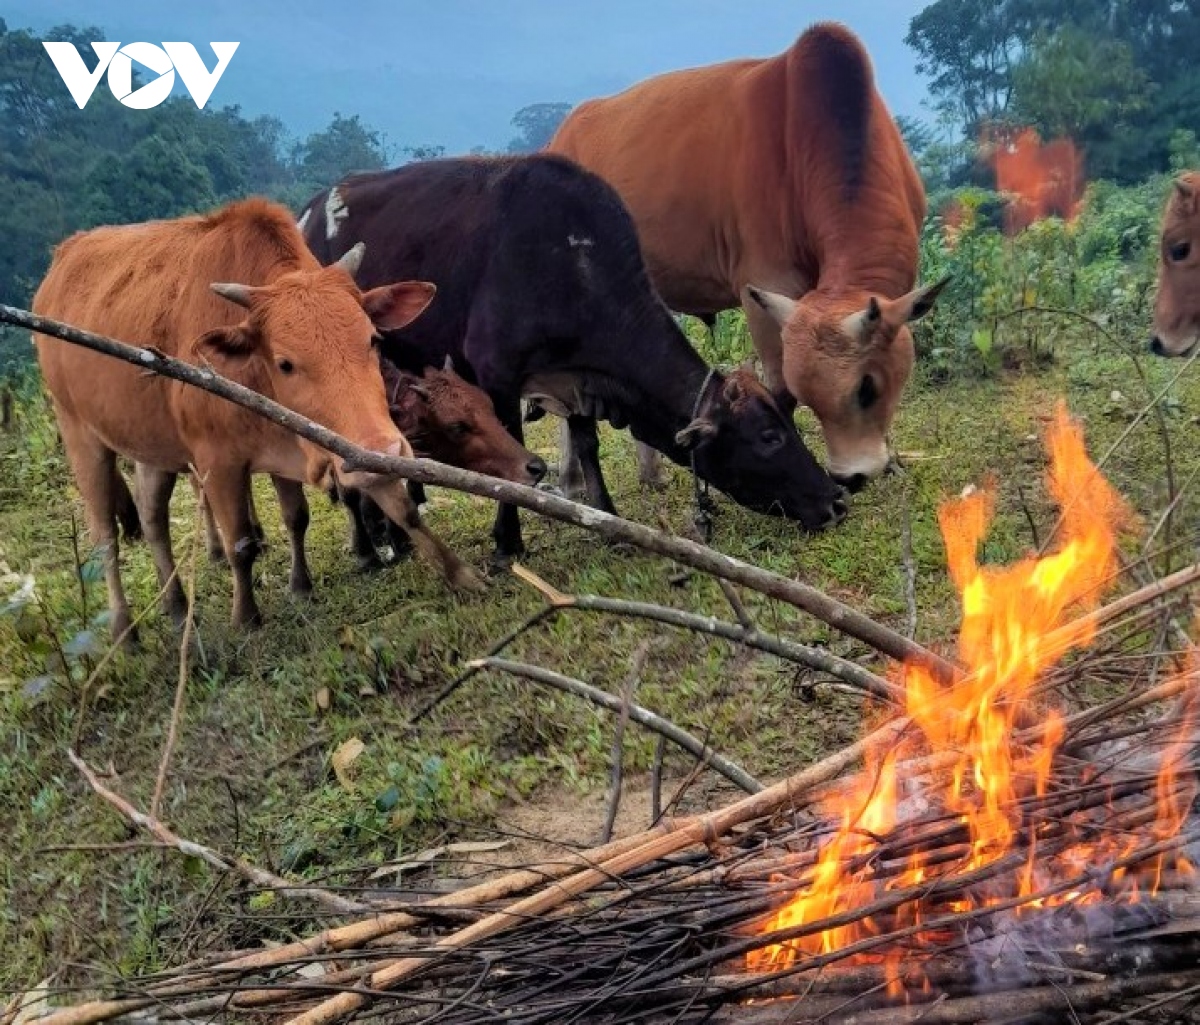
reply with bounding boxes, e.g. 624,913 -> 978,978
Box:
1152,173 -> 1200,358
549,22 -> 948,490
34,198 -> 482,644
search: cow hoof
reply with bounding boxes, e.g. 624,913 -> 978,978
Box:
452,563 -> 488,592
355,552 -> 385,573
233,608 -> 264,630
208,547 -> 227,565
289,575 -> 314,596
488,548 -> 522,573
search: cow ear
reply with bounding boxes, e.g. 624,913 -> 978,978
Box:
745,286 -> 797,328
363,281 -> 436,331
891,276 -> 952,326
195,325 -> 257,364
675,417 -> 719,450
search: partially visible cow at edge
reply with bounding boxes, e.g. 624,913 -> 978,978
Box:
1151,173 -> 1200,358
33,198 -> 482,645
549,22 -> 949,492
299,154 -> 847,563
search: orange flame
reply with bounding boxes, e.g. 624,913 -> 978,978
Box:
746,404 -> 1196,990
988,127 -> 1085,233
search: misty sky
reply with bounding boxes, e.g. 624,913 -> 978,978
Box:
10,1 -> 933,155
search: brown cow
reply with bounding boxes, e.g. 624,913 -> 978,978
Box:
1151,173 -> 1200,358
34,198 -> 482,644
549,22 -> 948,490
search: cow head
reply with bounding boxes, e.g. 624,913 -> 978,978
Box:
747,278 -> 949,492
381,355 -> 547,484
197,243 -> 436,488
675,365 -> 847,531
1151,174 -> 1200,358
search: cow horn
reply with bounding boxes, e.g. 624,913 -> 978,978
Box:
443,354 -> 456,373
336,242 -> 366,278
210,282 -> 256,309
746,286 -> 797,328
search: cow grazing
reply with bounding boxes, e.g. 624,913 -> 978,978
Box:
548,22 -> 948,491
34,198 -> 481,644
1151,173 -> 1200,358
299,155 -> 846,562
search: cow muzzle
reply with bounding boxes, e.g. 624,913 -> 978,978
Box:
336,438 -> 412,491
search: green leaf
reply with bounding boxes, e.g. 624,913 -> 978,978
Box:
375,785 -> 401,813
972,328 -> 994,356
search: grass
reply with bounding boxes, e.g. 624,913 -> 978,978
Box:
0,319 -> 1197,995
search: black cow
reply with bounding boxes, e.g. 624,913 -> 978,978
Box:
299,154 -> 847,561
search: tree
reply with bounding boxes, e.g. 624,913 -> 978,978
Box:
905,0 -> 1025,133
83,136 -> 216,225
291,113 -> 388,195
506,103 -> 572,153
1010,26 -> 1152,179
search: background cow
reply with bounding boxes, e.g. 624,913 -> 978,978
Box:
1151,173 -> 1200,358
299,154 -> 847,563
549,22 -> 947,492
34,199 -> 481,644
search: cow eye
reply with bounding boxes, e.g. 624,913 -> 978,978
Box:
449,421 -> 471,438
857,375 -> 878,410
759,427 -> 783,448
278,358 -> 295,374
1169,241 -> 1192,263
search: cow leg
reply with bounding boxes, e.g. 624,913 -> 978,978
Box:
189,474 -> 226,563
365,483 -> 484,592
272,476 -> 312,595
557,419 -> 586,501
635,441 -> 666,489
341,486 -> 384,571
490,394 -> 526,564
742,287 -> 798,419
199,464 -> 262,628
567,415 -> 617,514
135,464 -> 188,629
58,421 -> 133,645
113,466 -> 143,542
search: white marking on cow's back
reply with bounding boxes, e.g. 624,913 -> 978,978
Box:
324,187 -> 349,240
296,207 -> 311,233
568,234 -> 594,248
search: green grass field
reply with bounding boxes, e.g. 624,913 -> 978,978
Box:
0,322 -> 1196,993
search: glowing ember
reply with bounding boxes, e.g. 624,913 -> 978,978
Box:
746,405 -> 1197,988
988,127 -> 1085,233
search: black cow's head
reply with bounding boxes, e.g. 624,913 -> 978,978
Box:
675,366 -> 847,531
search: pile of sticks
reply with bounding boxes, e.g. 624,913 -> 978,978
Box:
22,600 -> 1200,1025
3,307 -> 1199,1024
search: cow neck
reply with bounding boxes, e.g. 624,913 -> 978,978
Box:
623,356 -> 717,467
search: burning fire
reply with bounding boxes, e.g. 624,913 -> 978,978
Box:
988,127 -> 1085,234
746,405 -> 1197,989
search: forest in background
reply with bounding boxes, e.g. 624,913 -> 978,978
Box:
1,2 -> 1199,375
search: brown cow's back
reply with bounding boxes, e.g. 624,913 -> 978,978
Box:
551,25 -> 923,311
